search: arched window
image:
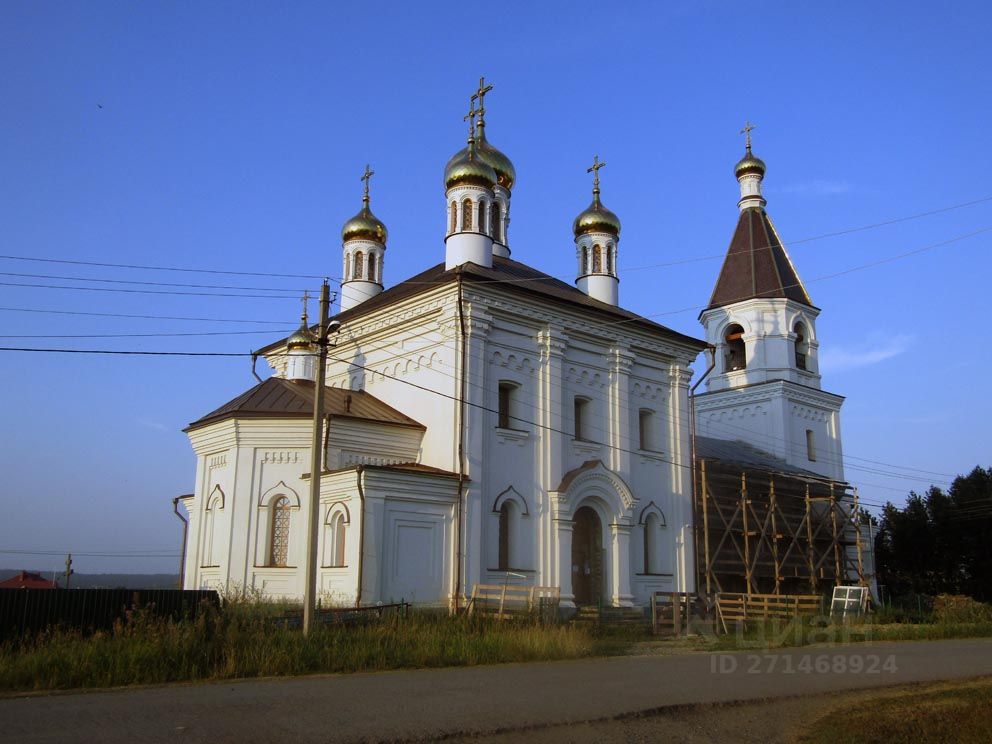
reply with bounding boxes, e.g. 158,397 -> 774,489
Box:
367,253 -> 376,283
462,199 -> 473,231
498,500 -> 515,570
478,200 -> 486,234
592,245 -> 602,273
353,251 -> 364,280
449,201 -> 457,233
491,202 -> 501,242
606,244 -> 614,275
794,322 -> 808,370
643,513 -> 663,573
269,496 -> 291,567
581,246 -> 589,275
344,253 -> 351,281
725,324 -> 746,372
324,510 -> 347,567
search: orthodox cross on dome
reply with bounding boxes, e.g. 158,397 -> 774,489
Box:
463,99 -> 479,145
740,121 -> 756,151
300,290 -> 310,325
360,164 -> 374,206
472,76 -> 493,125
587,155 -> 606,195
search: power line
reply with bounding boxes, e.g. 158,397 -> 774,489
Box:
0,330 -> 292,339
0,281 -> 310,300
0,347 -> 251,356
0,306 -> 292,325
0,254 -> 326,280
0,270 -> 310,294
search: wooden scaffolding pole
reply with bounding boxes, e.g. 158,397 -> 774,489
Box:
830,483 -> 842,585
702,460 -> 711,595
741,472 -> 752,594
769,477 -> 781,595
805,485 -> 816,593
853,487 -> 865,586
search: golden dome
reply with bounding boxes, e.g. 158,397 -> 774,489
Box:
286,320 -> 313,351
735,148 -> 766,178
475,125 -> 515,190
573,193 -> 621,238
341,203 -> 388,244
444,140 -> 497,190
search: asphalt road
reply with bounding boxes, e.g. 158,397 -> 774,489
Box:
2,638 -> 991,743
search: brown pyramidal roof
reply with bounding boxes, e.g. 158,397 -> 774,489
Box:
707,208 -> 813,311
186,377 -> 425,432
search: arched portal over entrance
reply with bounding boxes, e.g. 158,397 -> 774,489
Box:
572,506 -> 603,606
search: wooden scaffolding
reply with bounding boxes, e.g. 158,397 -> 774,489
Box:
695,457 -> 865,596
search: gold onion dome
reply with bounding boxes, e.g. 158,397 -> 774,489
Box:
444,142 -> 497,190
573,194 -> 621,238
444,130 -> 515,191
341,203 -> 388,244
286,319 -> 313,350
734,148 -> 766,178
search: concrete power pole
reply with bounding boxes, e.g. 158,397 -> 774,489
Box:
303,280 -> 331,635
63,553 -> 74,589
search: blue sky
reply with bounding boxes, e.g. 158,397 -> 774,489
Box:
2,1 -> 989,574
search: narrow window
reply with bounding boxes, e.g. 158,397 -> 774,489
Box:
581,246 -> 589,275
497,381 -> 515,429
794,322 -> 808,371
806,429 -> 816,461
725,324 -> 746,371
449,201 -> 457,233
332,512 -> 346,567
269,496 -> 291,567
353,250 -> 364,280
462,199 -> 473,231
498,501 -> 511,570
606,244 -> 614,275
491,202 -> 501,242
592,245 -> 602,273
344,253 -> 351,281
574,397 -> 589,440
367,253 -> 376,283
478,200 -> 486,234
643,514 -> 661,573
639,409 -> 654,451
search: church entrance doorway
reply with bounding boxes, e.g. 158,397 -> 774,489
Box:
571,506 -> 603,606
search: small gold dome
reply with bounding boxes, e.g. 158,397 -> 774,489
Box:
286,321 -> 313,351
444,142 -> 497,191
476,126 -> 515,190
735,149 -> 766,178
573,194 -> 621,238
341,204 -> 388,244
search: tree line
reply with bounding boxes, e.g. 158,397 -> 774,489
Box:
874,466 -> 992,601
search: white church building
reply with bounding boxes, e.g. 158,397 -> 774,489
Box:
177,88 -> 848,609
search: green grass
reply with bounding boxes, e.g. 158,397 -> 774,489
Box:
0,604 -> 605,693
798,678 -> 992,743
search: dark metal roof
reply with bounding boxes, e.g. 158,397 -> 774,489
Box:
695,436 -> 834,481
707,208 -> 813,311
256,256 -> 706,356
186,377 -> 425,432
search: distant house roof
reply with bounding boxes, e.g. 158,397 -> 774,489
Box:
186,377 -> 425,432
256,256 -> 707,357
0,571 -> 58,589
706,208 -> 813,311
695,436 -> 838,482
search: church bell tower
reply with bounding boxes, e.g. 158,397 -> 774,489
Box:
694,124 -> 846,481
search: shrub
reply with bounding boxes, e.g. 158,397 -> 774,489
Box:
932,594 -> 992,624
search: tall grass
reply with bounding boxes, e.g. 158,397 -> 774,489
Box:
0,604 -> 599,693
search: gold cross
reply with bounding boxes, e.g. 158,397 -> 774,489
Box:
300,290 -> 310,324
472,76 -> 494,122
464,99 -> 479,141
587,155 -> 606,192
740,121 -> 756,150
360,164 -> 374,203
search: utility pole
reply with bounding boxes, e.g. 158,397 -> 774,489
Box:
63,553 -> 74,589
303,280 -> 330,635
